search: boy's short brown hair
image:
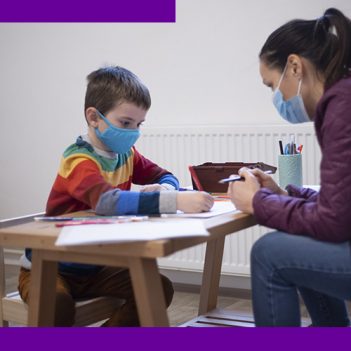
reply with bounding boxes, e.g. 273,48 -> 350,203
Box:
84,66 -> 151,116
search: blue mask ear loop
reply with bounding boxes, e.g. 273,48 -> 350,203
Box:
274,63 -> 303,99
297,78 -> 303,96
95,109 -> 140,133
96,110 -> 113,128
275,63 -> 288,92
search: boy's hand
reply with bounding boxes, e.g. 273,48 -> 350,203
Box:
250,168 -> 288,196
176,191 -> 214,213
139,184 -> 171,192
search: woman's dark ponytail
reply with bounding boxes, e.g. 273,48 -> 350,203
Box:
259,8 -> 351,88
322,8 -> 351,87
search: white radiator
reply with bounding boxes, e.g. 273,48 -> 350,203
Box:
135,124 -> 321,276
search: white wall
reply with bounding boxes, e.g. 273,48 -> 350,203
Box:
0,0 -> 350,219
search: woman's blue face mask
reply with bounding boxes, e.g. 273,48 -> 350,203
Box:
95,110 -> 140,154
272,65 -> 310,124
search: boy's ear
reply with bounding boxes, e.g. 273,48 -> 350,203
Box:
85,107 -> 99,127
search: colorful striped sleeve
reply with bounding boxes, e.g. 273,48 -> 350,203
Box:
95,189 -> 177,215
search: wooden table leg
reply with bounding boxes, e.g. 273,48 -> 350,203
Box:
128,257 -> 169,326
198,237 -> 225,315
28,250 -> 58,326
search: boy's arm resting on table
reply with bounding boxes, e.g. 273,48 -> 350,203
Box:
95,189 -> 177,215
47,148 -> 210,216
51,158 -> 178,216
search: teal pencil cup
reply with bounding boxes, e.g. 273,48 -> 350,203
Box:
278,154 -> 303,189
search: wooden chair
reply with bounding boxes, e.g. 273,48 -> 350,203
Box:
0,213 -> 123,327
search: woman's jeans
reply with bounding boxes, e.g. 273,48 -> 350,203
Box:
251,231 -> 351,326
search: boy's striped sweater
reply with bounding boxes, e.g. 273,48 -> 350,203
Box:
46,136 -> 179,216
24,135 -> 179,275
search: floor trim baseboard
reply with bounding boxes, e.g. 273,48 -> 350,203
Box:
160,268 -> 251,294
173,282 -> 251,300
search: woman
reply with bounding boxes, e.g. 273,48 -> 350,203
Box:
228,8 -> 351,326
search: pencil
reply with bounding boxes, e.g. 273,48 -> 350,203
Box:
218,170 -> 273,184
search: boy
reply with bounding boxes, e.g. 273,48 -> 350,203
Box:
18,66 -> 214,326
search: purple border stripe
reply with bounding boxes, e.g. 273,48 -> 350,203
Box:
0,0 -> 176,22
1,328 -> 351,350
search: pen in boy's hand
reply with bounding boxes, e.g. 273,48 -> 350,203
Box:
218,170 -> 273,184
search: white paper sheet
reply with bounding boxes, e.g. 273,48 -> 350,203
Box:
55,219 -> 209,246
161,200 -> 237,218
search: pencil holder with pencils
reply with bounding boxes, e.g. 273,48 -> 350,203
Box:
278,154 -> 302,189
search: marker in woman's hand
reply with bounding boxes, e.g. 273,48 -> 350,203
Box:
218,170 -> 273,184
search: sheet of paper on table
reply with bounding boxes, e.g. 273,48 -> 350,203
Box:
162,200 -> 237,218
55,219 -> 209,246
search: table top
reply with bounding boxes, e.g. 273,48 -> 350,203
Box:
0,211 -> 257,259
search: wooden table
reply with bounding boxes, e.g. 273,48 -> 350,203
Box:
0,211 -> 257,327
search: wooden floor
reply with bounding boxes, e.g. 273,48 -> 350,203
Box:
168,290 -> 255,326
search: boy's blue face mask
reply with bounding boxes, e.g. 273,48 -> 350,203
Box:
95,110 -> 140,154
272,65 -> 310,124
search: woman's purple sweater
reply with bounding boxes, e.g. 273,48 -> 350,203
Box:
253,77 -> 351,243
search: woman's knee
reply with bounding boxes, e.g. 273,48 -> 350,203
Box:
251,231 -> 293,269
251,231 -> 310,273
251,231 -> 279,260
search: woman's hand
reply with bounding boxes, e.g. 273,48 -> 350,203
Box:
250,168 -> 288,196
227,168 -> 261,214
